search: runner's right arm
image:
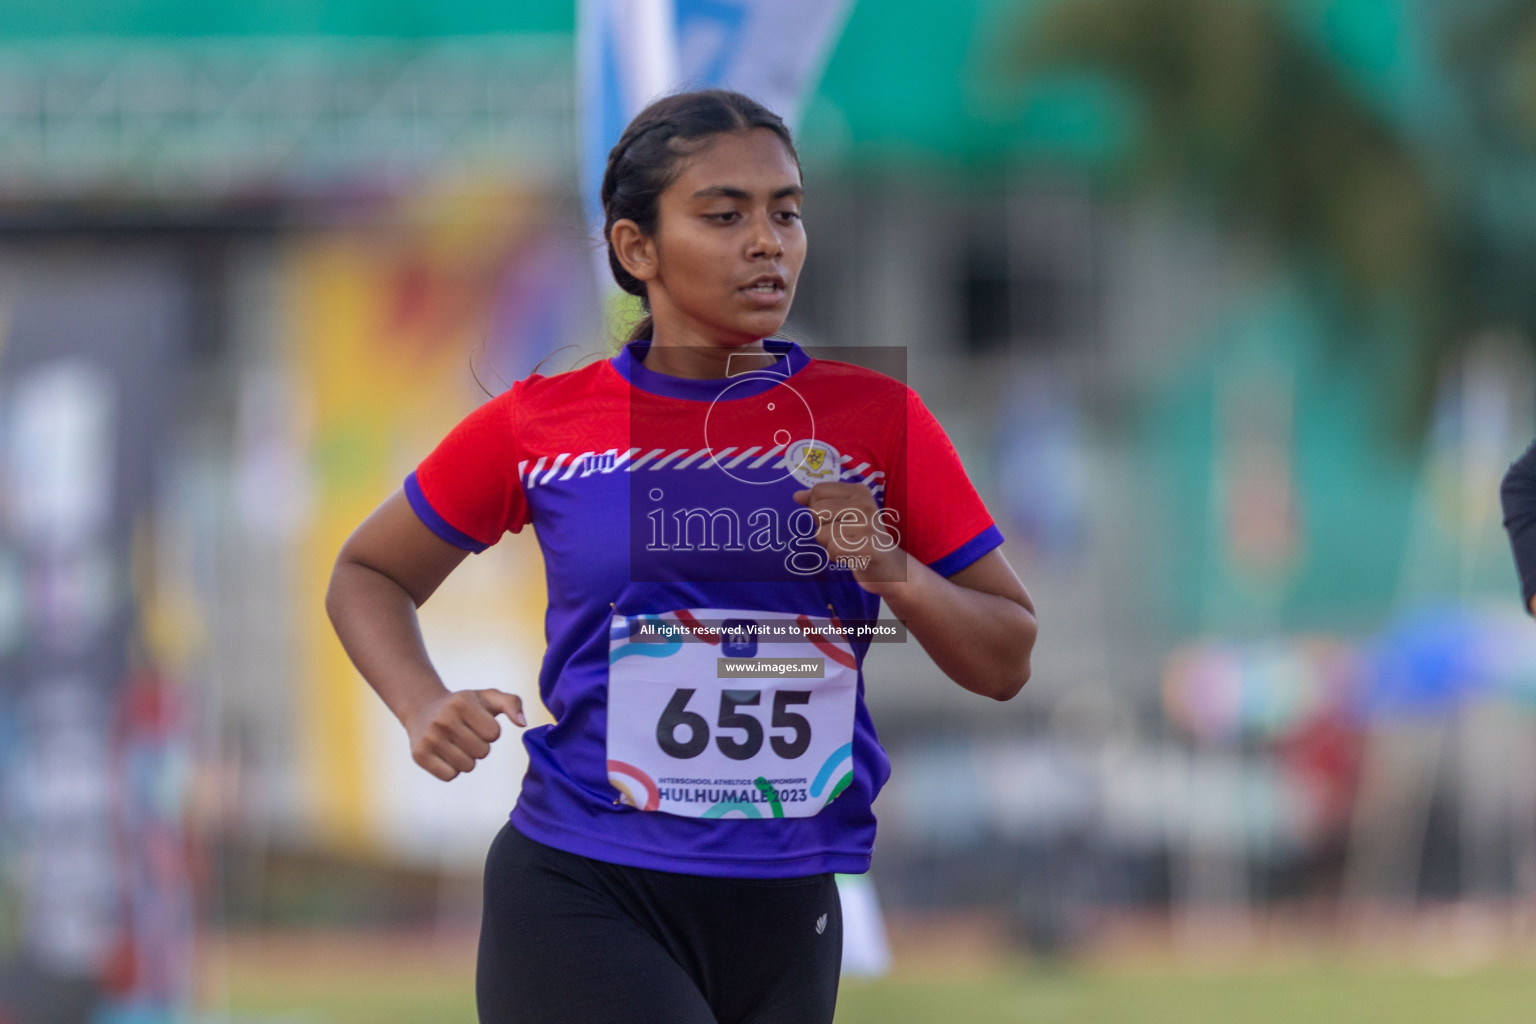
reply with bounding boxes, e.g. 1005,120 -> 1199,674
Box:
326,487 -> 527,780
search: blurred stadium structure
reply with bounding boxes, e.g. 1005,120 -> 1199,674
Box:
6,0 -> 1536,1021
0,36 -> 572,200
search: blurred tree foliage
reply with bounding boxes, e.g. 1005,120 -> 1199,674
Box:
1453,0 -> 1536,141
1444,0 -> 1536,349
1008,0 -> 1536,432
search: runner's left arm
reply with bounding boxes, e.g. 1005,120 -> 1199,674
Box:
866,545 -> 1034,701
794,481 -> 1035,701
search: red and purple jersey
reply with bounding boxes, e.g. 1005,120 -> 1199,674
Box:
406,338 -> 1003,877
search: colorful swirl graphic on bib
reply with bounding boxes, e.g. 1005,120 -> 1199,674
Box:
811,742 -> 855,804
754,777 -> 785,817
702,800 -> 764,819
606,760 -> 659,811
609,613 -> 681,662
796,614 -> 859,669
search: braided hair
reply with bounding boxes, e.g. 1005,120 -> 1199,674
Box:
601,89 -> 801,343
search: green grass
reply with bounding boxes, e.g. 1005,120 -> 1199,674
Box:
834,964 -> 1536,1024
221,955 -> 1536,1024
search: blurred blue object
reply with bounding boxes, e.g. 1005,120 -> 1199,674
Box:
1359,603 -> 1536,719
996,369 -> 1085,562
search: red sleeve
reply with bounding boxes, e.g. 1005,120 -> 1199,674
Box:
885,385 -> 1004,576
404,383 -> 529,553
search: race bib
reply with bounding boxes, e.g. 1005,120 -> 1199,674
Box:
606,607 -> 859,820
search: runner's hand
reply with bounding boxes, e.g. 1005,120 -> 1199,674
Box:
792,482 -> 905,592
405,688 -> 526,781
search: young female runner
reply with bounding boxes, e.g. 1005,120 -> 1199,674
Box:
326,88 -> 1037,1024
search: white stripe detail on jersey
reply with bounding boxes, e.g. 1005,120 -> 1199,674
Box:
749,445 -> 785,468
559,451 -> 596,481
673,447 -> 712,469
702,446 -> 737,467
724,447 -> 762,468
840,460 -> 886,485
648,447 -> 693,470
627,448 -> 668,471
520,446 -> 872,483
540,453 -> 571,485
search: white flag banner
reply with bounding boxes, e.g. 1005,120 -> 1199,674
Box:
577,0 -> 856,290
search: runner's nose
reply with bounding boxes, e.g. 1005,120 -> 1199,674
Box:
747,211 -> 784,260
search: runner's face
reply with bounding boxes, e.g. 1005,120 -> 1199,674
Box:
647,129 -> 805,347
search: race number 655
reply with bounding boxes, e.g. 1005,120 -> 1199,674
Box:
656,688 -> 812,761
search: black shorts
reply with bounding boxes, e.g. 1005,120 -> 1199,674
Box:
476,821 -> 843,1024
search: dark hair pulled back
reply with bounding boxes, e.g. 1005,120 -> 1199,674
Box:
601,89 -> 801,343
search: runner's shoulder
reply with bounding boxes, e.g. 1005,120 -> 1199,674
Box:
802,354 -> 916,410
504,351 -> 616,410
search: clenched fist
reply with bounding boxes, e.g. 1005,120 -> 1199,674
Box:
404,688 -> 526,781
792,481 -> 906,592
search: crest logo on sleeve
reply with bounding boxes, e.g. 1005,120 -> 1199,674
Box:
787,439 -> 841,487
